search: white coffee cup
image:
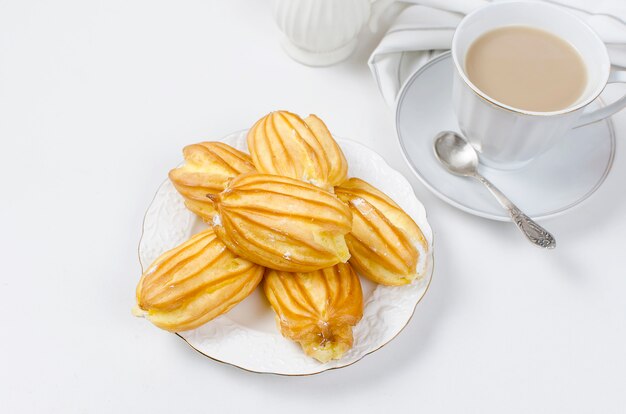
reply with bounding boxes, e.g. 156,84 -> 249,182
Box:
451,1 -> 626,169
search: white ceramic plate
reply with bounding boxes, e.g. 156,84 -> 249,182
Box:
138,130 -> 434,376
395,52 -> 615,222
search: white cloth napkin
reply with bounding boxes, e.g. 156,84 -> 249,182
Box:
369,0 -> 626,106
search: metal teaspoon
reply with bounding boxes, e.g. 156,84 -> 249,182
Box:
433,131 -> 556,249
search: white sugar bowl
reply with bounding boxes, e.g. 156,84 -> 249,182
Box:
272,0 -> 371,66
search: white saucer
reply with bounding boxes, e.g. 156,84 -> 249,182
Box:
395,52 -> 616,221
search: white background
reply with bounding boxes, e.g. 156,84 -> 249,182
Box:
1,1 -> 625,413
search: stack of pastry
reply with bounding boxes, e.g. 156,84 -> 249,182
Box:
135,110 -> 429,363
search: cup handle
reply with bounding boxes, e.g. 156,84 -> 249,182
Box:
574,70 -> 626,128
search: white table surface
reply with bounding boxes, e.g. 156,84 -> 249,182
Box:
1,1 -> 625,413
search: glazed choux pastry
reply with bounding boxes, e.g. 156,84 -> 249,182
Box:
135,228 -> 264,332
264,263 -> 363,363
169,142 -> 255,220
247,111 -> 348,190
335,178 -> 429,286
209,173 -> 352,272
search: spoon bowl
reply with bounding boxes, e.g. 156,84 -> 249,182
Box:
433,131 -> 480,176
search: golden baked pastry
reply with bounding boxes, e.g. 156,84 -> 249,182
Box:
264,263 -> 363,363
209,172 -> 352,272
169,142 -> 256,220
135,228 -> 264,332
335,178 -> 429,286
302,114 -> 348,187
247,111 -> 348,190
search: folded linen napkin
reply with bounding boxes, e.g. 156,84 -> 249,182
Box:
369,0 -> 626,106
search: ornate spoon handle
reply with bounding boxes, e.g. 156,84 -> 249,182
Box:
472,173 -> 556,249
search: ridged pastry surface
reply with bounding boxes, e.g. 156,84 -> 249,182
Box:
335,178 -> 429,286
264,263 -> 363,363
247,111 -> 348,190
169,142 -> 256,220
302,114 -> 348,187
209,172 -> 352,272
135,228 -> 264,332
